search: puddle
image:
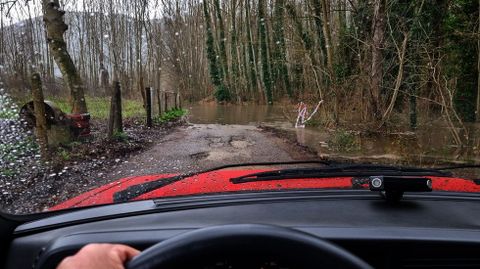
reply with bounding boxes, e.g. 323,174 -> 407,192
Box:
190,152 -> 210,160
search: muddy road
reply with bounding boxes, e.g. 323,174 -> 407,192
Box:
104,124 -> 316,179
1,120 -> 316,214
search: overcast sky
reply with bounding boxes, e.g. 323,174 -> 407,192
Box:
1,0 -> 77,24
1,0 -> 165,25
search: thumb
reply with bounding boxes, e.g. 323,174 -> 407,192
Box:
115,245 -> 141,262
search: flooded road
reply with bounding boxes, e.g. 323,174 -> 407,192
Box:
188,104 -> 287,125
187,103 -> 480,165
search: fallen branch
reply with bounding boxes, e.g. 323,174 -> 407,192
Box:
379,30 -> 409,128
295,101 -> 324,128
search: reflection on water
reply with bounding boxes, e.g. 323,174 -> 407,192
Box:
187,103 -> 480,165
188,103 -> 287,125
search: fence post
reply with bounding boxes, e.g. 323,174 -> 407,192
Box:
176,92 -> 181,109
108,81 -> 123,138
114,81 -> 123,132
174,92 -> 178,109
146,87 -> 152,127
157,88 -> 162,116
164,91 -> 168,113
31,72 -> 49,160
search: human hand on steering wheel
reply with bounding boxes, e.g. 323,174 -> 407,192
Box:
55,225 -> 372,269
56,243 -> 140,269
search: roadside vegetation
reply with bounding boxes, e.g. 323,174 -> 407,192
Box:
327,130 -> 360,153
153,109 -> 187,125
49,97 -> 145,120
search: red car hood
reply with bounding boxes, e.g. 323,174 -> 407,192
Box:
51,169 -> 480,211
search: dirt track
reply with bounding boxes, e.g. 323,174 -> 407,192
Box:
103,123 -> 316,180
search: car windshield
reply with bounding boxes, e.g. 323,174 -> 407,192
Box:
1,0 -> 479,214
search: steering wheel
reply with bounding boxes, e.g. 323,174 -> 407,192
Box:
126,224 -> 373,269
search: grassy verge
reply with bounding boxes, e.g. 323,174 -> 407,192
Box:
47,97 -> 145,119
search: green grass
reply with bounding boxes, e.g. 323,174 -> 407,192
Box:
153,108 -> 187,124
0,168 -> 15,177
0,105 -> 18,119
58,148 -> 71,161
46,97 -> 145,120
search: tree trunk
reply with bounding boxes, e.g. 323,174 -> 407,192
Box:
318,0 -> 339,123
259,0 -> 273,104
379,34 -> 408,127
0,15 -> 5,79
100,63 -> 110,96
477,0 -> 480,122
409,84 -> 417,130
286,3 -> 319,98
213,0 -> 230,89
164,91 -> 169,112
272,0 -> 292,97
370,0 -> 386,120
107,81 -> 123,138
42,0 -> 88,114
230,0 -> 239,101
311,0 -> 327,66
31,73 -> 49,160
157,88 -> 162,116
319,0 -> 334,74
145,87 -> 152,127
203,1 -> 228,101
245,0 -> 261,101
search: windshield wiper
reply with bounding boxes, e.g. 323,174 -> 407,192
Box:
229,164 -> 452,184
113,160 -> 332,203
112,161 -> 470,203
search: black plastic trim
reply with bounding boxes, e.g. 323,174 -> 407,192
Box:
14,190 -> 480,235
31,226 -> 480,269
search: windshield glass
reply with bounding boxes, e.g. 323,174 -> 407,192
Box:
1,0 -> 479,214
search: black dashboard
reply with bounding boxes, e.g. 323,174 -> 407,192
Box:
4,190 -> 480,269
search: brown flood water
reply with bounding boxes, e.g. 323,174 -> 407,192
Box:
187,103 -> 480,168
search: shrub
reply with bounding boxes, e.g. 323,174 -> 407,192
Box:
328,129 -> 359,153
153,109 -> 187,124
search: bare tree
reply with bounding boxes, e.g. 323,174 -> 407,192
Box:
370,0 -> 386,120
42,0 -> 88,114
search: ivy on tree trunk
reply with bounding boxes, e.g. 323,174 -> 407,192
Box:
203,1 -> 229,101
272,0 -> 292,98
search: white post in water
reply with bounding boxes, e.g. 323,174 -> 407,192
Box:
295,101 -> 324,128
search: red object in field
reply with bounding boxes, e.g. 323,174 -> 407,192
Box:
66,113 -> 91,137
49,169 -> 480,211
